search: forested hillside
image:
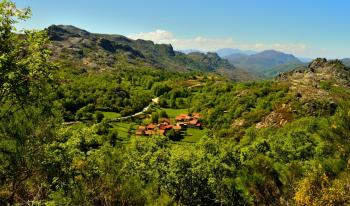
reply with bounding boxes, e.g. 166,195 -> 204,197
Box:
1,1 -> 350,205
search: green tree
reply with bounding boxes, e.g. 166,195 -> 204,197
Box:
170,97 -> 176,108
151,112 -> 159,123
152,82 -> 171,96
95,111 -> 104,123
0,0 -> 57,204
160,110 -> 168,118
0,4 -> 55,111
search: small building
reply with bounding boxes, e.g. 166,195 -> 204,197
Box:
135,126 -> 146,136
159,124 -> 173,130
146,124 -> 157,130
137,112 -> 202,137
192,112 -> 202,119
175,114 -> 191,122
175,113 -> 202,128
188,119 -> 199,128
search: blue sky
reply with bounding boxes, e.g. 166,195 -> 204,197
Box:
14,0 -> 350,58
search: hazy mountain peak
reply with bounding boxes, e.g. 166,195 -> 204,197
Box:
222,49 -> 302,77
216,48 -> 257,57
342,58 -> 350,67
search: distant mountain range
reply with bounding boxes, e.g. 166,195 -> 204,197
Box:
179,49 -> 203,54
216,48 -> 312,63
47,25 -> 256,81
179,48 -> 315,78
342,58 -> 350,67
298,57 -> 313,63
216,48 -> 257,57
219,50 -> 310,78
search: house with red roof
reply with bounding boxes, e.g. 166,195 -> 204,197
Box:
175,113 -> 202,128
136,112 -> 202,137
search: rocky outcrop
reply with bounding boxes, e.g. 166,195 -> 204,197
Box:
255,111 -> 289,129
276,58 -> 350,90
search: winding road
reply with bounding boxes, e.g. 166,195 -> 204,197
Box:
110,97 -> 159,122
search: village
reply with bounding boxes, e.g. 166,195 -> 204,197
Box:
135,112 -> 203,137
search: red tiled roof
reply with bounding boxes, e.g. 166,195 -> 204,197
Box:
175,114 -> 191,121
173,125 -> 182,130
159,124 -> 174,130
192,113 -> 202,118
164,125 -> 173,129
147,124 -> 157,130
189,119 -> 198,125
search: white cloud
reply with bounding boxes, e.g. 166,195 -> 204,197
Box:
128,29 -> 174,42
128,29 -> 236,51
127,29 -> 318,57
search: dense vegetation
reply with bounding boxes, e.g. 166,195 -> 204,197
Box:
1,1 -> 350,205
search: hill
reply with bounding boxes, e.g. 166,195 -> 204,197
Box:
224,49 -> 303,77
47,25 -> 255,81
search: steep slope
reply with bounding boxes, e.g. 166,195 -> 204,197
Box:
47,25 -> 255,81
224,50 -> 302,77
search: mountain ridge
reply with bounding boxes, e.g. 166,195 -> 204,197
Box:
47,25 -> 256,81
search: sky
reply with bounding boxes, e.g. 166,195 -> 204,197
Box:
14,0 -> 350,58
